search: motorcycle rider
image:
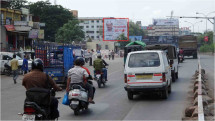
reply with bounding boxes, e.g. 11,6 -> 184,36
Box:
93,54 -> 108,81
66,57 -> 95,104
22,58 -> 62,119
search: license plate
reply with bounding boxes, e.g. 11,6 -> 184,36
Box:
72,101 -> 79,104
53,77 -> 58,81
96,74 -> 101,78
22,114 -> 35,121
136,75 -> 152,79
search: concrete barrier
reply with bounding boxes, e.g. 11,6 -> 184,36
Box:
183,56 -> 214,121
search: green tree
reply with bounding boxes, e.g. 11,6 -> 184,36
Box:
7,0 -> 27,9
55,20 -> 85,43
28,1 -> 74,41
117,21 -> 145,49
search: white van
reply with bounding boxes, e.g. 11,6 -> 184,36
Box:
124,50 -> 172,100
0,52 -> 32,73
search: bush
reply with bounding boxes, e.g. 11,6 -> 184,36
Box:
199,43 -> 215,52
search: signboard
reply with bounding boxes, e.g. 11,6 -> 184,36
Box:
28,21 -> 33,27
33,22 -> 40,29
103,18 -> 129,41
129,36 -> 142,42
4,25 -> 15,31
29,29 -> 39,38
21,8 -> 29,15
14,21 -> 28,26
38,30 -> 44,39
204,36 -> 208,42
153,19 -> 179,26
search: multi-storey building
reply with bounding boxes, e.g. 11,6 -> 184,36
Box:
78,17 -> 104,41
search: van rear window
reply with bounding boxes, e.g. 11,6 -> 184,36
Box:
128,53 -> 160,67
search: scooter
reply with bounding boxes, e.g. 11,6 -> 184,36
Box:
18,88 -> 61,121
68,83 -> 90,115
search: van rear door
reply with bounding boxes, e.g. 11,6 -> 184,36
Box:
125,52 -> 164,85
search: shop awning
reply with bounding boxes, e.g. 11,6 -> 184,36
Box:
4,25 -> 15,31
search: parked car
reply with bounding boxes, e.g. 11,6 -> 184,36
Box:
124,50 -> 172,100
0,52 -> 32,74
145,44 -> 179,82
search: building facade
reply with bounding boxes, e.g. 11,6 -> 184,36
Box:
78,17 -> 104,41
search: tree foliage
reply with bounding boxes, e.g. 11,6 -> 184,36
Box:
117,21 -> 145,49
197,31 -> 214,44
28,1 -> 74,41
7,0 -> 27,9
55,20 -> 85,43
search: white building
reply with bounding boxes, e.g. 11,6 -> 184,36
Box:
78,17 -> 104,41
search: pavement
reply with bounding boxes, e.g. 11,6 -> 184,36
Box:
1,55 -> 214,120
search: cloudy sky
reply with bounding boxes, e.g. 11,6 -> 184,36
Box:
28,0 -> 215,33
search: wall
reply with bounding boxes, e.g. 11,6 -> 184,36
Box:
0,26 -> 7,51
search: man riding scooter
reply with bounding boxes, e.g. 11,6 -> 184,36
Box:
179,48 -> 184,62
66,57 -> 95,104
93,54 -> 108,81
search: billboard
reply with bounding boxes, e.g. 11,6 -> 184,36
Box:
103,18 -> 129,41
29,29 -> 39,38
153,19 -> 179,26
129,36 -> 142,42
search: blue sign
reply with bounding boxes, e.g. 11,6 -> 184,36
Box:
129,36 -> 142,42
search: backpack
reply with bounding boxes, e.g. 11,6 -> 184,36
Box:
94,59 -> 103,71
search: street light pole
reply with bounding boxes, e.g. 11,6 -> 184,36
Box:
196,11 -> 215,33
184,20 -> 202,33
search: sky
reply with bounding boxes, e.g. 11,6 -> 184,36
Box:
28,0 -> 215,33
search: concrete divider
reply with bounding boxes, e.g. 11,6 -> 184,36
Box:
182,56 -> 214,121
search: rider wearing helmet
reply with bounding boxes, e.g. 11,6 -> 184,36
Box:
22,58 -> 62,119
93,54 -> 108,81
66,57 -> 95,104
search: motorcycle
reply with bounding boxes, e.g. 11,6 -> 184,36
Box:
18,88 -> 60,121
179,54 -> 184,63
68,83 -> 90,115
95,70 -> 106,88
4,63 -> 12,76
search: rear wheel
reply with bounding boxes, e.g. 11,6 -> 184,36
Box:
172,71 -> 176,82
162,87 -> 169,99
127,91 -> 133,100
175,72 -> 178,79
168,83 -> 172,93
97,78 -> 102,88
74,108 -> 80,115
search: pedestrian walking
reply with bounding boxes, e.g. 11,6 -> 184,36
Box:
89,49 -> 94,66
22,55 -> 28,74
111,50 -> 114,60
11,54 -> 19,84
108,50 -> 111,60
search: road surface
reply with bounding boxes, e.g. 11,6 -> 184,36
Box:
1,54 -> 213,120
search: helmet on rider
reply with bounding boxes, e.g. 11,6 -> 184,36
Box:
97,54 -> 102,59
75,57 -> 85,66
32,58 -> 44,71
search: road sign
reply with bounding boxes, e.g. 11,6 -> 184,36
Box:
204,36 -> 208,42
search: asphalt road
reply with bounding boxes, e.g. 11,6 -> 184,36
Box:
1,55 -> 213,120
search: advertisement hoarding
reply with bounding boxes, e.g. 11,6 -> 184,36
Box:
153,19 -> 179,26
103,18 -> 129,41
129,36 -> 142,42
38,30 -> 44,39
29,29 -> 39,38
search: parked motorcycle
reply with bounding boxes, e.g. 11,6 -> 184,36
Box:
179,54 -> 184,63
4,63 -> 12,76
18,88 -> 60,121
68,83 -> 90,115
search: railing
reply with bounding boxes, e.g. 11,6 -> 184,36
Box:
197,56 -> 205,121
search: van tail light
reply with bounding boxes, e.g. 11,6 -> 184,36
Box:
72,93 -> 80,96
161,73 -> 166,82
124,74 -> 127,83
127,75 -> 135,77
170,60 -> 173,67
24,107 -> 36,114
